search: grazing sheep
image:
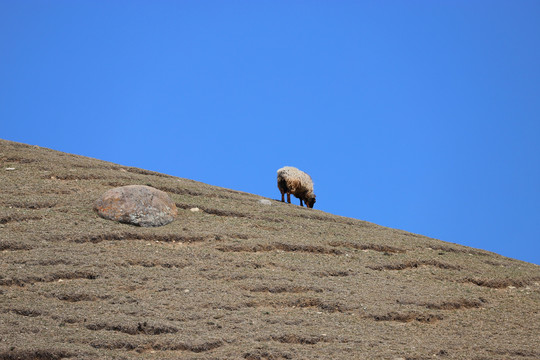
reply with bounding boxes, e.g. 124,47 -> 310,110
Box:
277,166 -> 316,208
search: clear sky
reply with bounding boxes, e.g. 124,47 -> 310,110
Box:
1,1 -> 539,265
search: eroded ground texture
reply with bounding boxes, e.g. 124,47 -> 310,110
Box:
1,139 -> 539,360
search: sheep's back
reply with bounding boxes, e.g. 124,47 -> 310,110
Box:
277,166 -> 313,192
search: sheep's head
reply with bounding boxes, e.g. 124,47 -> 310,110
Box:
305,194 -> 316,208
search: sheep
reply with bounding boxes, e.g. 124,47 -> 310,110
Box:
277,166 -> 316,208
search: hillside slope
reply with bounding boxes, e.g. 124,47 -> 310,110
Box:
1,139 -> 539,360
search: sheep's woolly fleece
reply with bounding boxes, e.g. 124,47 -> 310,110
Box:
277,166 -> 316,206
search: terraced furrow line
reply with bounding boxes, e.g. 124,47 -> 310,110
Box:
217,243 -> 342,255
367,260 -> 461,271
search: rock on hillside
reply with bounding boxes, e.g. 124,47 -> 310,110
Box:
94,185 -> 177,227
0,139 -> 539,360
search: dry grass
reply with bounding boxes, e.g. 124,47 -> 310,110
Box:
1,139 -> 539,360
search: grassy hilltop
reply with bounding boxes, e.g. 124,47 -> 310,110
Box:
1,139 -> 539,359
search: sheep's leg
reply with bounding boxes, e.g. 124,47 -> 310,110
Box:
281,192 -> 285,202
287,193 -> 291,203
300,199 -> 304,207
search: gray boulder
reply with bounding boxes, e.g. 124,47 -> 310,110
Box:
94,185 -> 177,227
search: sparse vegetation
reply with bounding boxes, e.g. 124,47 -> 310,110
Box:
1,139 -> 539,360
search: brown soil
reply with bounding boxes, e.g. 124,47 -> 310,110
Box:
1,139 -> 539,359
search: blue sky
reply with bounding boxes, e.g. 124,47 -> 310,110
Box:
1,1 -> 539,265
